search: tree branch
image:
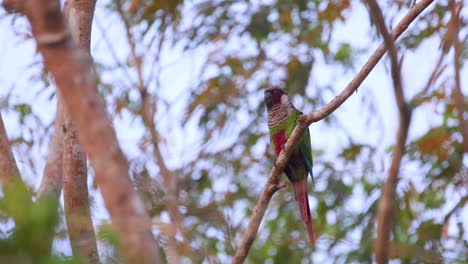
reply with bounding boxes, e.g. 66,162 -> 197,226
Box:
232,1 -> 434,263
364,1 -> 412,263
2,1 -> 163,263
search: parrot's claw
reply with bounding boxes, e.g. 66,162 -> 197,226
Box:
276,181 -> 288,189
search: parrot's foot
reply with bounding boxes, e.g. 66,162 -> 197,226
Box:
270,181 -> 288,192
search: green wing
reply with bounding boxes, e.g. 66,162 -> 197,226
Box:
298,125 -> 314,184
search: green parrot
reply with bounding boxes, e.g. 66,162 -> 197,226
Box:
264,86 -> 316,244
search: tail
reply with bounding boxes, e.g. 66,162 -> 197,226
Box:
293,178 -> 316,244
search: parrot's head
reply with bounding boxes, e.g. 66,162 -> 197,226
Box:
264,86 -> 292,110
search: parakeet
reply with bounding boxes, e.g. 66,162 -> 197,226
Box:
264,86 -> 316,244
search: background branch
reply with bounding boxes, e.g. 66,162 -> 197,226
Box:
449,0 -> 468,152
232,1 -> 434,263
114,0 -> 196,262
364,1 -> 412,263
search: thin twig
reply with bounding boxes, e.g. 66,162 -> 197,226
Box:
410,51 -> 447,108
94,16 -> 134,89
443,195 -> 468,225
232,1 -> 434,263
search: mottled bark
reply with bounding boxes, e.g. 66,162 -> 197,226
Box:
63,115 -> 99,264
1,1 -> 163,263
66,0 -> 95,53
61,1 -> 100,263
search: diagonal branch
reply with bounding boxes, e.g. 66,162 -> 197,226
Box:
364,1 -> 412,264
232,0 -> 434,263
2,1 -> 163,263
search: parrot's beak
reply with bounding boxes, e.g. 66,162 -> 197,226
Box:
264,90 -> 272,109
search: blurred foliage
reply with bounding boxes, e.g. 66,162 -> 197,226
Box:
1,0 -> 467,263
0,180 -> 79,264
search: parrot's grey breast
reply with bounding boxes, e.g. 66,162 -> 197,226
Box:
267,104 -> 293,128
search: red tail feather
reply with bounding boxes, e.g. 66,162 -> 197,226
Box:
293,178 -> 316,244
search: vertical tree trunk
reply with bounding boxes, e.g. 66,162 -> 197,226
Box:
61,1 -> 99,263
63,114 -> 99,264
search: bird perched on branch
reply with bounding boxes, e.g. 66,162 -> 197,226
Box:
264,86 -> 315,244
